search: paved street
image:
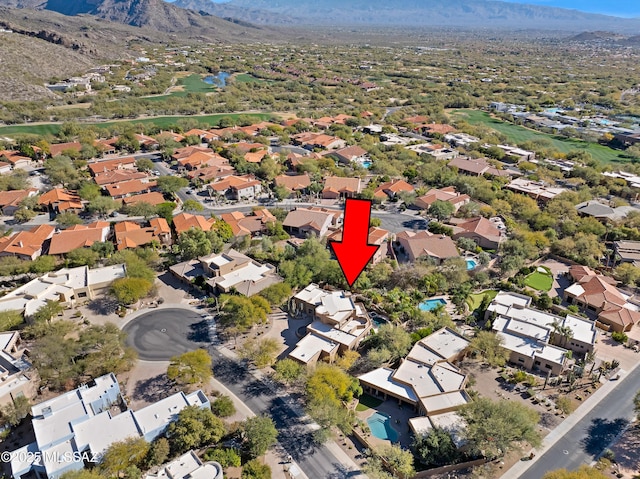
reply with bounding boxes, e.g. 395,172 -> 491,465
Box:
210,347 -> 366,479
123,308 -> 211,361
509,366 -> 640,478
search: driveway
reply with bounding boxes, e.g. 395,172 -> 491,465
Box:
123,307 -> 212,361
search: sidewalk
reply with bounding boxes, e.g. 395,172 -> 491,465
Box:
500,366 -> 639,479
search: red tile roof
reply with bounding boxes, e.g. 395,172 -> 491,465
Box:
173,212 -> 216,235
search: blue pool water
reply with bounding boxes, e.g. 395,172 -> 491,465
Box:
203,72 -> 230,87
367,412 -> 399,442
466,259 -> 478,270
419,298 -> 447,311
361,160 -> 372,169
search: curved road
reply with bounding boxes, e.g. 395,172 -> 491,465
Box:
517,366 -> 640,478
123,308 -> 211,361
124,307 -> 365,479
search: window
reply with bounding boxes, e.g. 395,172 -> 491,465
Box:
545,364 -> 552,369
518,358 -> 525,363
78,292 -> 87,298
534,360 -> 541,366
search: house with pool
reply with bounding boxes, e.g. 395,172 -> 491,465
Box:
288,283 -> 372,366
358,328 -> 471,440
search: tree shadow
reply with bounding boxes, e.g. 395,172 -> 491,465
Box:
87,296 -> 119,315
132,374 -> 174,403
211,354 -> 250,383
243,378 -> 272,398
581,417 -> 629,456
187,320 -> 211,343
325,463 -> 363,479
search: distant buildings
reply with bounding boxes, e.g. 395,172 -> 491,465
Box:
283,207 -> 342,238
396,231 -> 460,263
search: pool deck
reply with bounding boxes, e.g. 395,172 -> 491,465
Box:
356,399 -> 417,449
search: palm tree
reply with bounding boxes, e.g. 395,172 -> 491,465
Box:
547,319 -> 573,348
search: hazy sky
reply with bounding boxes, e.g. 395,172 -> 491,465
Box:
166,0 -> 640,18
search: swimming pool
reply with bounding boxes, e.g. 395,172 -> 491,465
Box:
466,259 -> 478,270
367,412 -> 399,442
361,160 -> 372,169
419,298 -> 447,311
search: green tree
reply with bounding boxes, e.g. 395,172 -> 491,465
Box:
77,323 -> 137,377
87,196 -> 119,217
460,398 -> 541,459
238,337 -> 280,368
157,202 -> 177,223
468,331 -> 510,367
211,395 -> 236,418
258,282 -> 292,306
543,466 -> 609,479
242,416 -> 279,458
219,295 -> 271,333
111,277 -> 153,305
30,255 -> 57,274
273,358 -> 304,385
78,183 -> 101,201
13,207 -> 37,223
45,156 -> 79,187
32,300 -> 64,324
614,263 -> 640,286
177,228 -> 213,259
0,310 -> 24,331
166,405 -> 226,454
146,437 -> 170,467
182,199 -> 204,212
413,427 -> 458,467
428,200 -> 456,221
0,395 -> 31,427
167,349 -> 213,387
99,437 -> 149,477
135,158 -> 154,172
157,176 -> 189,195
91,241 -> 115,259
67,248 -> 99,267
124,202 -> 157,219
204,448 -> 241,467
365,323 -> 412,362
56,212 -> 83,227
376,444 -> 415,479
241,459 -> 271,479
60,471 -> 106,479
634,390 -> 640,417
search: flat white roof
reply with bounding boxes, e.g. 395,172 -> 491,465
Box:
132,392 -> 190,436
417,328 -> 469,362
393,360 -> 465,398
88,264 -> 127,285
309,320 -> 359,347
408,416 -> 433,435
289,333 -> 338,364
216,262 -> 271,289
358,367 -> 418,403
429,412 -> 467,448
503,318 -> 551,343
563,315 -> 597,345
420,390 -> 468,415
75,410 -> 140,457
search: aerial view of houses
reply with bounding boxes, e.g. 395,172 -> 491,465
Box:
2,5 -> 640,478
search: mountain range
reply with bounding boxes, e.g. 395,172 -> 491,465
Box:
172,0 -> 640,32
0,0 -> 267,36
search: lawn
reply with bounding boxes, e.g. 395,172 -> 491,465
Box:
356,394 -> 383,412
452,109 -> 630,165
233,73 -> 266,83
0,113 -> 273,137
524,267 -> 553,291
466,290 -> 498,311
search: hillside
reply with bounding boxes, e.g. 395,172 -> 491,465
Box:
0,0 -> 268,36
173,0 -> 640,32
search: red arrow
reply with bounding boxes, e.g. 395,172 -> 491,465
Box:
329,198 -> 380,287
